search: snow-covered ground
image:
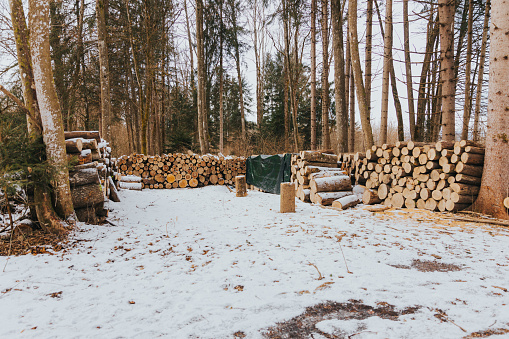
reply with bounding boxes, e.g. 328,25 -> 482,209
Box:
1,186 -> 508,338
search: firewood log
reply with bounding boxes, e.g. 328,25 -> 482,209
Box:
332,195 -> 360,210
66,138 -> 83,153
445,200 -> 470,212
119,182 -> 142,190
460,152 -> 484,165
435,141 -> 455,152
416,199 -> 426,209
71,183 -> 104,209
425,198 -> 437,211
81,138 -> 98,150
312,191 -> 353,206
449,182 -> 480,196
391,193 -> 405,208
450,192 -> 477,204
362,188 -> 381,205
69,167 -> 100,187
310,175 -> 352,193
64,130 -> 101,143
504,197 -> 509,209
108,176 -> 120,202
300,151 -> 338,163
455,162 -> 483,177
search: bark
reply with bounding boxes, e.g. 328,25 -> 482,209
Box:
438,0 -> 456,141
380,0 -> 392,144
348,0 -> 374,148
310,0 -> 317,150
415,14 -> 439,141
473,0 -> 509,219
473,0 -> 490,142
252,0 -> 264,130
365,0 -> 373,120
96,0 -> 112,145
231,6 -> 246,144
8,0 -> 41,134
196,0 -> 208,153
331,0 -> 347,153
29,0 -> 74,219
219,0 -> 225,153
321,0 -> 330,149
461,0 -> 474,140
403,0 -> 415,139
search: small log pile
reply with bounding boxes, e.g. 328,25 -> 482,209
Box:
339,140 -> 485,212
291,150 -> 358,209
115,151 -> 246,189
65,130 -> 116,223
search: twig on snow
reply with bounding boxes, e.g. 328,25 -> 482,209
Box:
308,262 -> 324,280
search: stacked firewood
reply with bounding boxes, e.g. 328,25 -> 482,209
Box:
348,140 -> 484,212
65,131 -> 116,223
115,151 -> 246,189
291,151 -> 358,209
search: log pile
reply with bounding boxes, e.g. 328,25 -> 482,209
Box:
115,151 -> 246,189
340,140 -> 484,212
65,130 -> 116,223
291,151 -> 359,209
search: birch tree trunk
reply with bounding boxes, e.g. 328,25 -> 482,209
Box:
331,0 -> 347,153
403,0 -> 415,140
29,0 -> 74,220
380,0 -> 392,144
310,0 -> 317,150
96,0 -> 111,145
460,0 -> 474,140
321,0 -> 330,149
473,0 -> 490,142
438,0 -> 456,141
348,0 -> 374,148
473,0 -> 509,220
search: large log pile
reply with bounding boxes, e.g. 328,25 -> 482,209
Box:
291,151 -> 358,208
115,151 -> 246,189
64,130 -> 115,223
343,140 -> 484,212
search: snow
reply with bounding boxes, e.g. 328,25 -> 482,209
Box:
1,186 -> 508,338
81,149 -> 91,156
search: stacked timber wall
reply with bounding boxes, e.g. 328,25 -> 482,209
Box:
115,152 -> 246,189
292,140 -> 485,212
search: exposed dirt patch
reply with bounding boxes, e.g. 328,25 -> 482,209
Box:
463,328 -> 509,338
390,259 -> 462,273
262,300 -> 420,338
0,230 -> 69,256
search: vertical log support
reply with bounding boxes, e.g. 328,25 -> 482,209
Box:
235,175 -> 247,197
280,182 -> 296,213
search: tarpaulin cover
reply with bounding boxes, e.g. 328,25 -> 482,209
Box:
246,154 -> 292,194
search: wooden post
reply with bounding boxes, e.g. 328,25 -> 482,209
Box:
280,182 -> 296,213
235,175 -> 247,197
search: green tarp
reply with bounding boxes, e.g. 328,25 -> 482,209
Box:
246,154 -> 292,194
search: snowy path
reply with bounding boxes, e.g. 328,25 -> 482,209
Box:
1,186 -> 508,338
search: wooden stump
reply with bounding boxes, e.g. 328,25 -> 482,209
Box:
235,175 -> 247,197
280,182 -> 296,213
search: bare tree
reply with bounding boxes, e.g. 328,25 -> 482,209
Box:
321,0 -> 330,149
29,0 -> 74,220
473,0 -> 490,142
473,0 -> 509,220
438,0 -> 456,141
380,0 -> 392,144
310,0 -> 317,150
348,0 -> 374,148
196,0 -> 208,153
96,0 -> 112,145
331,0 -> 347,153
403,0 -> 415,140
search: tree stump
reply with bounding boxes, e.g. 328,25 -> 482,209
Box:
280,182 -> 296,213
235,175 -> 247,197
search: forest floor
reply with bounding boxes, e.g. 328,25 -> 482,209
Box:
0,186 -> 508,338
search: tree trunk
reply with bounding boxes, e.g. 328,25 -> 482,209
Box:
196,0 -> 208,153
96,0 -> 112,145
473,0 -> 490,142
403,0 -> 415,140
29,0 -> 74,219
365,0 -> 373,123
321,0 -> 330,149
461,0 -> 474,140
473,0 -> 509,219
380,0 -> 392,144
219,0 -> 225,154
331,0 -> 347,153
438,0 -> 456,141
348,0 -> 374,148
310,0 -> 317,150
231,6 -> 246,144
